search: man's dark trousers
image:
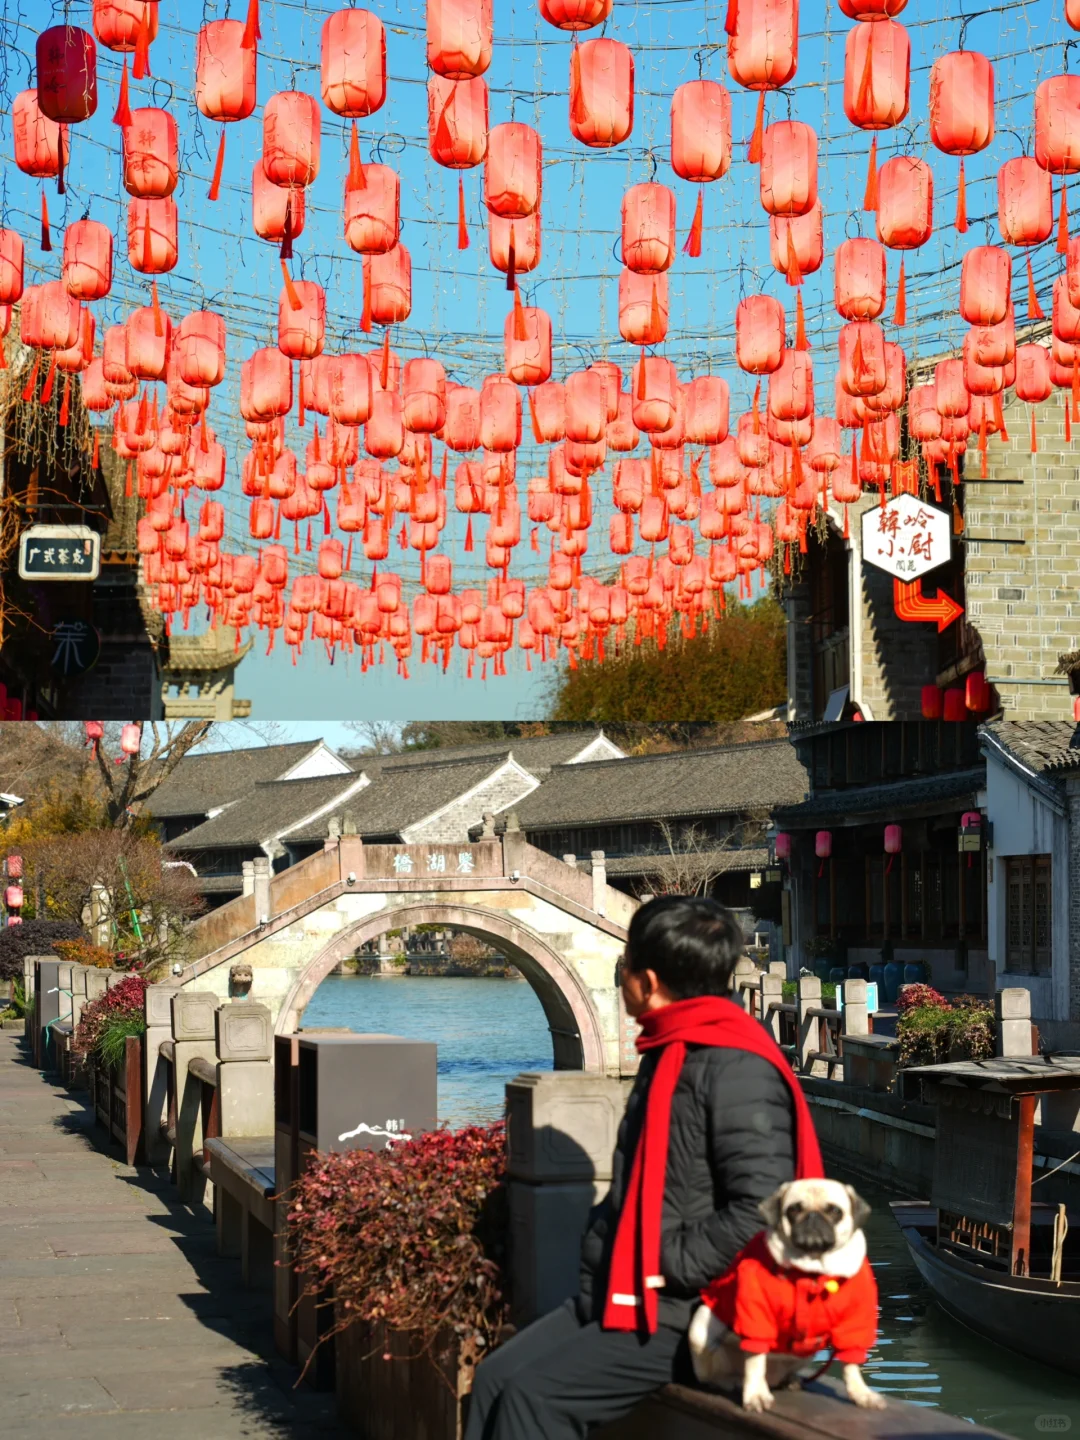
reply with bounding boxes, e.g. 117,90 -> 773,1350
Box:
464,1299 -> 689,1440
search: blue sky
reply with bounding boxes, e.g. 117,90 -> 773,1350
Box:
3,0 -> 1065,718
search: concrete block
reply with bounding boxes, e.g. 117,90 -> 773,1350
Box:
509,1178 -> 606,1326
85,970 -> 108,1001
145,983 -> 180,1027
996,987 -> 1032,1020
171,990 -> 218,1041
216,1001 -> 272,1062
218,1060 -> 274,1137
506,1072 -> 625,1183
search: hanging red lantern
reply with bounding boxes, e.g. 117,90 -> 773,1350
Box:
998,156 -> 1053,246
607,392 -> 639,451
834,236 -> 886,319
671,79 -> 731,182
427,75 -> 488,170
767,349 -> 813,421
875,155 -> 933,248
345,164 -> 400,254
531,382 -> 566,443
176,311 -> 226,387
934,358 -> 969,417
907,384 -> 942,441
930,50 -> 994,231
0,231 -> 22,307
445,385 -> 481,450
196,18 -> 257,198
565,370 -> 607,444
838,320 -> 886,397
504,307 -> 552,386
962,332 -> 1006,396
843,21 -> 910,131
122,107 -> 178,198
617,270 -> 668,345
241,348 -> 293,421
13,89 -> 68,179
1014,343 -> 1052,403
769,202 -> 823,285
368,244 -> 412,325
20,281 -> 79,351
569,38 -> 634,149
957,246 -> 1010,330
806,415 -> 842,473
735,294 -> 785,374
328,355 -> 373,426
126,306 -> 171,380
631,356 -> 679,434
480,375 -> 522,451
36,26 -> 98,124
759,121 -> 817,217
815,831 -> 832,861
684,376 -> 730,445
321,9 -> 386,117
253,161 -> 307,245
92,1 -> 158,54
427,0 -> 493,78
127,196 -> 178,273
621,183 -> 676,274
485,123 -> 542,217
263,92 -> 321,188
489,211 -> 541,279
1035,76 -> 1080,176
541,0 -> 611,27
61,220 -> 111,301
727,0 -> 798,92
403,358 -> 448,433
56,309 -> 95,376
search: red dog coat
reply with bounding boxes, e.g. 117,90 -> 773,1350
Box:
700,1232 -> 878,1365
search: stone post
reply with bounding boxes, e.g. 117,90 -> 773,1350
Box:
732,956 -> 758,1013
241,860 -> 255,897
21,956 -> 35,1046
562,854 -> 577,869
143,984 -> 181,1164
996,987 -> 1034,1058
85,970 -> 108,1003
841,979 -> 869,1086
171,991 -> 220,1203
797,975 -> 827,1077
505,1072 -> 626,1326
590,851 -> 607,917
760,973 -> 784,1046
215,1002 -> 275,1284
252,856 -> 272,925
501,817 -> 527,879
55,962 -> 75,1026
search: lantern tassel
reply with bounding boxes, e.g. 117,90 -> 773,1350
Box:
795,290 -> 809,351
570,41 -> 588,129
151,280 -> 163,337
125,461 -> 133,498
142,206 -> 153,270
347,121 -> 365,191
684,188 -> 704,259
242,0 -> 261,50
506,223 -> 517,291
1067,392 -> 1073,444
513,285 -> 528,341
893,255 -> 906,326
280,193 -> 294,260
752,378 -> 761,432
637,347 -> 647,399
649,278 -> 662,341
955,157 -> 968,233
208,129 -> 226,202
113,55 -> 133,127
56,126 -> 66,197
784,223 -> 802,286
361,259 -> 373,333
725,0 -> 739,34
41,190 -> 52,252
39,351 -> 57,407
1059,179 -> 1070,256
1030,406 -> 1038,455
528,386 -> 543,444
134,4 -> 152,79
863,136 -> 878,212
993,391 -> 1009,443
1026,255 -> 1045,319
21,352 -> 40,404
92,431 -> 100,469
464,514 -> 474,551
748,91 -> 765,164
380,328 -> 391,390
457,174 -> 469,249
280,259 -> 303,311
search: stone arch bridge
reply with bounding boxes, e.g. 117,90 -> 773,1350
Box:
176,831 -> 639,1075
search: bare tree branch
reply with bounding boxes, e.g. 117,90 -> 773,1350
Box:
634,813 -> 770,898
95,722 -> 214,828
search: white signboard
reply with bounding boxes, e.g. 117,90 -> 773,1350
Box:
18,525 -> 100,582
860,494 -> 950,581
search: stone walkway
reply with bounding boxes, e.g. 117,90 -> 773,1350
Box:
0,1030 -> 349,1436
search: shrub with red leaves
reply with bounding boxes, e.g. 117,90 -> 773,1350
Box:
73,975 -> 147,1060
287,1122 -> 510,1370
896,982 -> 947,1014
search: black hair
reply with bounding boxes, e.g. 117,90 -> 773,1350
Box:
625,895 -> 744,1000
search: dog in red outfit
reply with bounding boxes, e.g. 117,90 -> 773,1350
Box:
688,1178 -> 884,1413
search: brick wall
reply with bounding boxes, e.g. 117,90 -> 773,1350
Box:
854,511 -> 940,721
65,573 -> 163,718
405,767 -> 538,845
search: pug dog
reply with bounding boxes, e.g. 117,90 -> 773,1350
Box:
689,1178 -> 885,1414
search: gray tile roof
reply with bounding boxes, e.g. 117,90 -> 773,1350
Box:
170,772 -> 368,850
146,741 -> 343,818
773,767 -> 985,825
598,847 -> 771,877
348,729 -> 615,776
981,721 -> 1080,775
511,741 -> 808,829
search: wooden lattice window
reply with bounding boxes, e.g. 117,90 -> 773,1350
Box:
1005,855 -> 1052,976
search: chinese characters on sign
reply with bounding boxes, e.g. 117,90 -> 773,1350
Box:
391,850 -> 477,876
18,525 -> 101,582
50,620 -> 101,678
859,493 -> 951,582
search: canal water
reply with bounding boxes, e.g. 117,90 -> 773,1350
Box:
303,975 -> 1080,1439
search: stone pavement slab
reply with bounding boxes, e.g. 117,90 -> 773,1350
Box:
0,1032 -> 348,1437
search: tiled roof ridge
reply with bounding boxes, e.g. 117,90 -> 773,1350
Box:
547,736 -> 795,773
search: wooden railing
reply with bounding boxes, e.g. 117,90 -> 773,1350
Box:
88,1034 -> 144,1166
190,1056 -> 221,1178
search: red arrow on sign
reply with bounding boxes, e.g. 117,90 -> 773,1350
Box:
893,577 -> 965,632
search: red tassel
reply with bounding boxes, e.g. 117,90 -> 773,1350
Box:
1026,256 -> 1045,320
21,352 -> 40,404
361,259 -> 372,333
893,256 -> 906,326
795,290 -> 809,351
955,157 -> 968,233
58,374 -> 71,425
725,0 -> 739,35
208,129 -> 226,201
531,525 -> 539,552
528,386 -> 543,444
465,514 -> 474,551
457,174 -> 469,250
306,521 -> 313,552
125,461 -> 133,498
347,121 -> 365,192
134,4 -> 152,79
649,279 -> 662,341
151,280 -> 163,337
1030,406 -> 1038,455
1059,180 -> 1070,256
993,391 -> 1008,443
142,206 -> 153,269
41,190 -> 52,252
684,188 -> 704,258
345,535 -> 353,571
513,285 -> 527,341
242,0 -> 261,50
1066,393 -> 1073,443
506,224 -> 517,292
92,431 -> 100,469
637,348 -> 647,400
748,91 -> 765,164
380,328 -> 390,390
281,259 -> 303,310
863,137 -> 878,212
752,378 -> 761,432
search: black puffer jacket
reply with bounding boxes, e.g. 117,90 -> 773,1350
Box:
578,1045 -> 795,1331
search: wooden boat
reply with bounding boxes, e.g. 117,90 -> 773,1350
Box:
891,1055 -> 1080,1377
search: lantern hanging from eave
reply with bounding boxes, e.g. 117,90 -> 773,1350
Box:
875,155 -> 933,249
122,107 -> 178,198
684,376 -> 730,445
631,356 -> 679,434
504,306 -> 552,386
0,232 -> 23,307
345,164 -> 400,255
403,358 -> 448,433
368,244 -> 412,325
241,348 -> 293,421
196,18 -> 258,198
253,161 -> 306,245
480,375 -> 522,451
570,38 -> 634,149
728,0 -> 798,93
321,10 -> 386,117
126,305 -> 172,380
427,75 -> 489,169
1035,76 -> 1080,177
36,27 -> 97,124
489,211 -> 541,278
759,121 -> 817,217
127,196 -> 178,273
621,183 -> 676,274
176,311 -> 226,387
444,384 -> 481,450
834,236 -> 886,319
735,293 -> 785,374
617,270 -> 669,346
959,245 -> 1010,326
428,0 -> 493,78
485,123 -> 542,217
930,50 -> 994,231
60,219 -> 111,302
13,89 -> 67,179
770,201 -> 822,285
263,92 -> 321,189
838,320 -> 887,397
843,21 -> 910,131
934,358 -> 969,417
1014,343 -> 1052,403
998,156 -> 1053,246
767,349 -> 813,421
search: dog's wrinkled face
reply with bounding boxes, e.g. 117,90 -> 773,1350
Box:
758,1178 -> 870,1256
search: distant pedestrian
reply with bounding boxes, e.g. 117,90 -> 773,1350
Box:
465,894 -> 823,1440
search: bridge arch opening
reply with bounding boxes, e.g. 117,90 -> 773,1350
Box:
275,902 -> 609,1073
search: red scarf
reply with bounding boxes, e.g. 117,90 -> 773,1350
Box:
601,994 -> 824,1335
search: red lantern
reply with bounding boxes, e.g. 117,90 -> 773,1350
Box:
489,212 -> 541,277
815,831 -> 832,859
1035,76 -> 1080,175
569,38 -> 634,149
92,1 -> 159,51
621,183 -> 676,275
607,393 -> 639,452
253,161 -> 306,245
126,306 -> 172,380
617,270 -> 668,345
321,9 -> 386,117
843,21 -> 910,130
727,0 -> 798,91
998,156 -> 1053,246
807,416 -> 842,473
768,350 -> 813,421
21,281 -> 79,351
959,245 -> 1010,328
684,376 -> 730,446
427,75 -> 488,169
345,164 -> 400,254
736,294 -> 785,374
61,220 -> 111,301
427,0 -> 493,79
196,18 -> 257,199
834,237 -> 886,319
445,385 -> 481,450
329,355 -> 373,426
770,202 -> 822,283
838,320 -> 886,397
540,0 -> 611,28
1014,343 -> 1052,403
479,375 -> 522,451
875,155 -> 933,248
368,245 -> 412,325
631,356 -> 678,434
13,90 -> 67,179
965,672 -> 990,713
531,382 -> 566,443
485,123 -> 542,217
402,358 -> 448,433
263,92 -> 321,189
122,108 -> 179,198
176,311 -> 226,388
5,885 -> 23,911
919,684 -> 943,719
0,232 -> 23,307
36,27 -> 98,124
56,309 -> 94,375
884,824 -> 902,854
670,80 -> 731,182
759,122 -> 817,217
930,49 -> 994,229
241,348 -> 293,421
504,307 -> 552,387
908,384 -> 942,441
565,370 -> 607,444
934,358 -> 969,417
127,197 -> 178,274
